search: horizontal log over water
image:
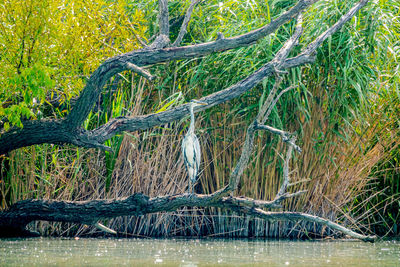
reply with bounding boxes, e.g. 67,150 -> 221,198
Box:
0,193 -> 376,242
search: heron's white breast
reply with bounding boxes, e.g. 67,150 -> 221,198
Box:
183,135 -> 196,166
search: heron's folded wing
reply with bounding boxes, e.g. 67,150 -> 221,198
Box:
182,136 -> 196,168
193,135 -> 201,172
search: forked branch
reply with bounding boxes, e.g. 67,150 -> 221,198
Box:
210,13 -> 304,199
172,0 -> 200,47
2,0 -> 320,153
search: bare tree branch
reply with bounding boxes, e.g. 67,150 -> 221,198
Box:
95,222 -> 117,234
144,0 -> 171,50
62,0 -> 318,130
256,124 -> 302,153
304,0 -> 368,55
265,86 -> 298,122
0,0 -> 368,158
273,14 -> 303,67
208,14 -> 306,199
241,206 -> 376,242
283,0 -> 369,68
278,137 -> 295,196
226,192 -> 307,210
122,61 -> 156,81
257,75 -> 283,123
146,33 -> 170,50
172,0 -> 200,47
158,0 -> 170,37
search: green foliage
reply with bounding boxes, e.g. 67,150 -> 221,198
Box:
350,0 -> 400,236
1,0 -> 400,237
0,0 -> 146,130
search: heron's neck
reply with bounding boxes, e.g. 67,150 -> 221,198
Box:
189,105 -> 195,134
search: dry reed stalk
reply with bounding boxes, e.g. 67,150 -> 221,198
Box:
2,99 -> 394,238
2,75 -> 398,238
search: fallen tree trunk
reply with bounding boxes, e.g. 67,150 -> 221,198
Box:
0,193 -> 376,242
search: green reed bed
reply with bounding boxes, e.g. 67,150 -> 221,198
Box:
1,0 -> 399,238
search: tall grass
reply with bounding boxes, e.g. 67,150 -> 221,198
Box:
1,0 -> 399,237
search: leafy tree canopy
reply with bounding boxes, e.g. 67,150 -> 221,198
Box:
0,0 -> 146,131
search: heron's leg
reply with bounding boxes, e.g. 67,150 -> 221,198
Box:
188,178 -> 192,194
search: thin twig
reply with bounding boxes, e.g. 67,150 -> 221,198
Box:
256,15 -> 303,123
94,222 -> 117,234
266,85 -> 297,120
127,18 -> 147,47
256,124 -> 302,153
122,61 -> 156,81
257,75 -> 283,124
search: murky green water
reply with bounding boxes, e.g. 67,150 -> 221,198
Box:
0,238 -> 399,266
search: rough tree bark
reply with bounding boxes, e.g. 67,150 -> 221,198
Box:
0,0 -> 376,241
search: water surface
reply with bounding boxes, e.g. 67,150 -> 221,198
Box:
0,238 -> 399,266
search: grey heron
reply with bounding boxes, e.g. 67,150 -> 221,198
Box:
182,99 -> 207,194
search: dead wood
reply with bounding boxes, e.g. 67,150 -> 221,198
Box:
0,0 -> 375,242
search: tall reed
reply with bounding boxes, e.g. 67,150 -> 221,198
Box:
1,0 -> 399,237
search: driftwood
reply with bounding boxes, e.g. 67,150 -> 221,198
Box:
0,193 -> 376,242
0,0 -> 376,241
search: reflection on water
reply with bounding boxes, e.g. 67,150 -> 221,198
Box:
0,238 -> 399,266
